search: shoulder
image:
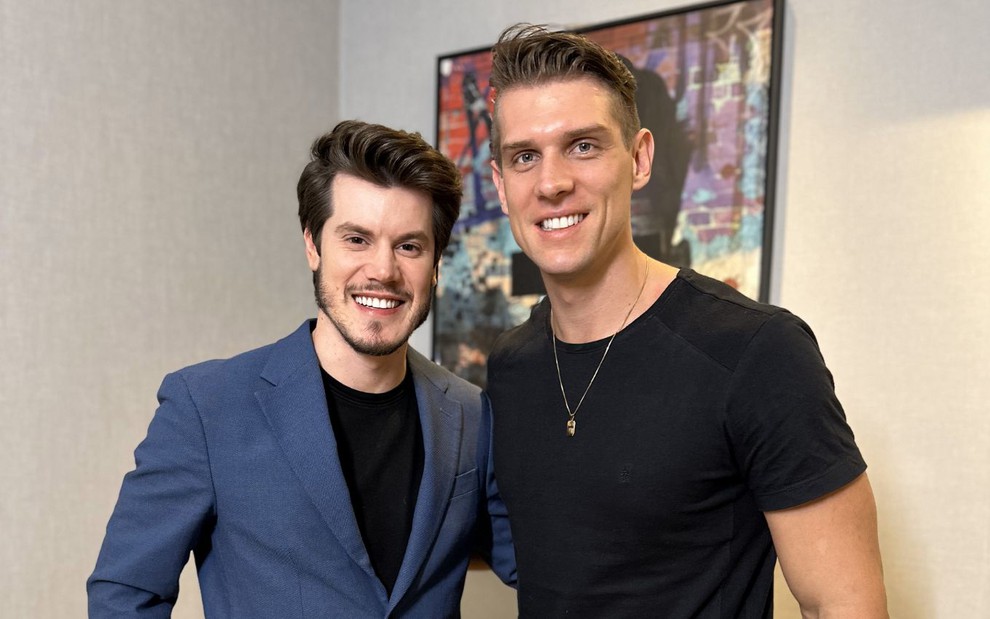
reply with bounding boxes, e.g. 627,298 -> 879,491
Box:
171,340 -> 273,390
654,269 -> 813,372
175,342 -> 272,382
167,321 -> 314,400
489,298 -> 549,371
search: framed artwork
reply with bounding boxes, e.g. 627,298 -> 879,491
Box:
434,0 -> 785,386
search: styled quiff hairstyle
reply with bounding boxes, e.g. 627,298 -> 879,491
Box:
489,23 -> 641,166
297,119 -> 462,266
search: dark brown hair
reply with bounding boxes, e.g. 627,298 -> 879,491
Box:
489,23 -> 641,166
297,120 -> 462,265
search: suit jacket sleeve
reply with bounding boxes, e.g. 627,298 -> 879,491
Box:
87,371 -> 216,618
475,392 -> 517,586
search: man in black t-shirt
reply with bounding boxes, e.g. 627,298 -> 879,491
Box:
89,121 -> 515,618
485,24 -> 887,617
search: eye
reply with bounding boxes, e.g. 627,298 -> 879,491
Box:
511,151 -> 538,167
574,141 -> 595,154
344,236 -> 367,245
397,242 -> 425,256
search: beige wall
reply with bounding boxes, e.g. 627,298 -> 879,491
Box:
2,0 -> 988,617
0,1 -> 339,617
339,0 -> 990,616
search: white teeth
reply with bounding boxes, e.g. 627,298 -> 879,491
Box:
354,296 -> 399,309
541,214 -> 585,231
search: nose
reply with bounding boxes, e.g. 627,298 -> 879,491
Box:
366,245 -> 400,283
535,153 -> 574,201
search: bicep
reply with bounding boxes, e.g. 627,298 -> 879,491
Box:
765,473 -> 888,617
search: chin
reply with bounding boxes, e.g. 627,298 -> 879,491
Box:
536,255 -> 584,278
349,334 -> 409,357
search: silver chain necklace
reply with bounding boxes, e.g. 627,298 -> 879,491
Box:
551,260 -> 650,437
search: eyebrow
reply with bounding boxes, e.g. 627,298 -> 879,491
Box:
501,124 -> 612,154
334,222 -> 433,245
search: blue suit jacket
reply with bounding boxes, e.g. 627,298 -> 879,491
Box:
88,321 -> 515,618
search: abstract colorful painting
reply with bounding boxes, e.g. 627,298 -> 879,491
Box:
434,0 -> 784,385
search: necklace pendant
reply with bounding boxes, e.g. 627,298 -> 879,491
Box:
566,418 -> 576,437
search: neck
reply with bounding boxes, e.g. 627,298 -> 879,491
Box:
545,253 -> 677,343
311,317 -> 408,393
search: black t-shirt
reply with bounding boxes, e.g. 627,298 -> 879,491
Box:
487,269 -> 866,618
321,369 -> 424,596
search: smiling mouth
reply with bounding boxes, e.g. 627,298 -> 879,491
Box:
354,295 -> 401,310
541,214 -> 585,231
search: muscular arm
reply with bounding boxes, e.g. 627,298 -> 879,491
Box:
765,473 -> 887,618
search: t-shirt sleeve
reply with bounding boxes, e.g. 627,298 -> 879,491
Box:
725,311 -> 866,511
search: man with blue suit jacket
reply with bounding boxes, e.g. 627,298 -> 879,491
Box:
88,120 -> 516,618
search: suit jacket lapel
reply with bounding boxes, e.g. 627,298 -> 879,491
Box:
388,349 -> 463,607
254,321 -> 379,584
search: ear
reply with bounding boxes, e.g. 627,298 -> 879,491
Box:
631,128 -> 655,192
303,229 -> 321,272
491,159 -> 509,216
432,260 -> 440,287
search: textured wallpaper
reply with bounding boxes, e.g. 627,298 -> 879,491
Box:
1,1 -> 339,617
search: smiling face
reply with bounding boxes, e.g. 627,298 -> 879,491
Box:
305,173 -> 436,358
491,77 -> 653,286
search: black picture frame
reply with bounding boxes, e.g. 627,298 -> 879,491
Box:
434,0 -> 785,386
